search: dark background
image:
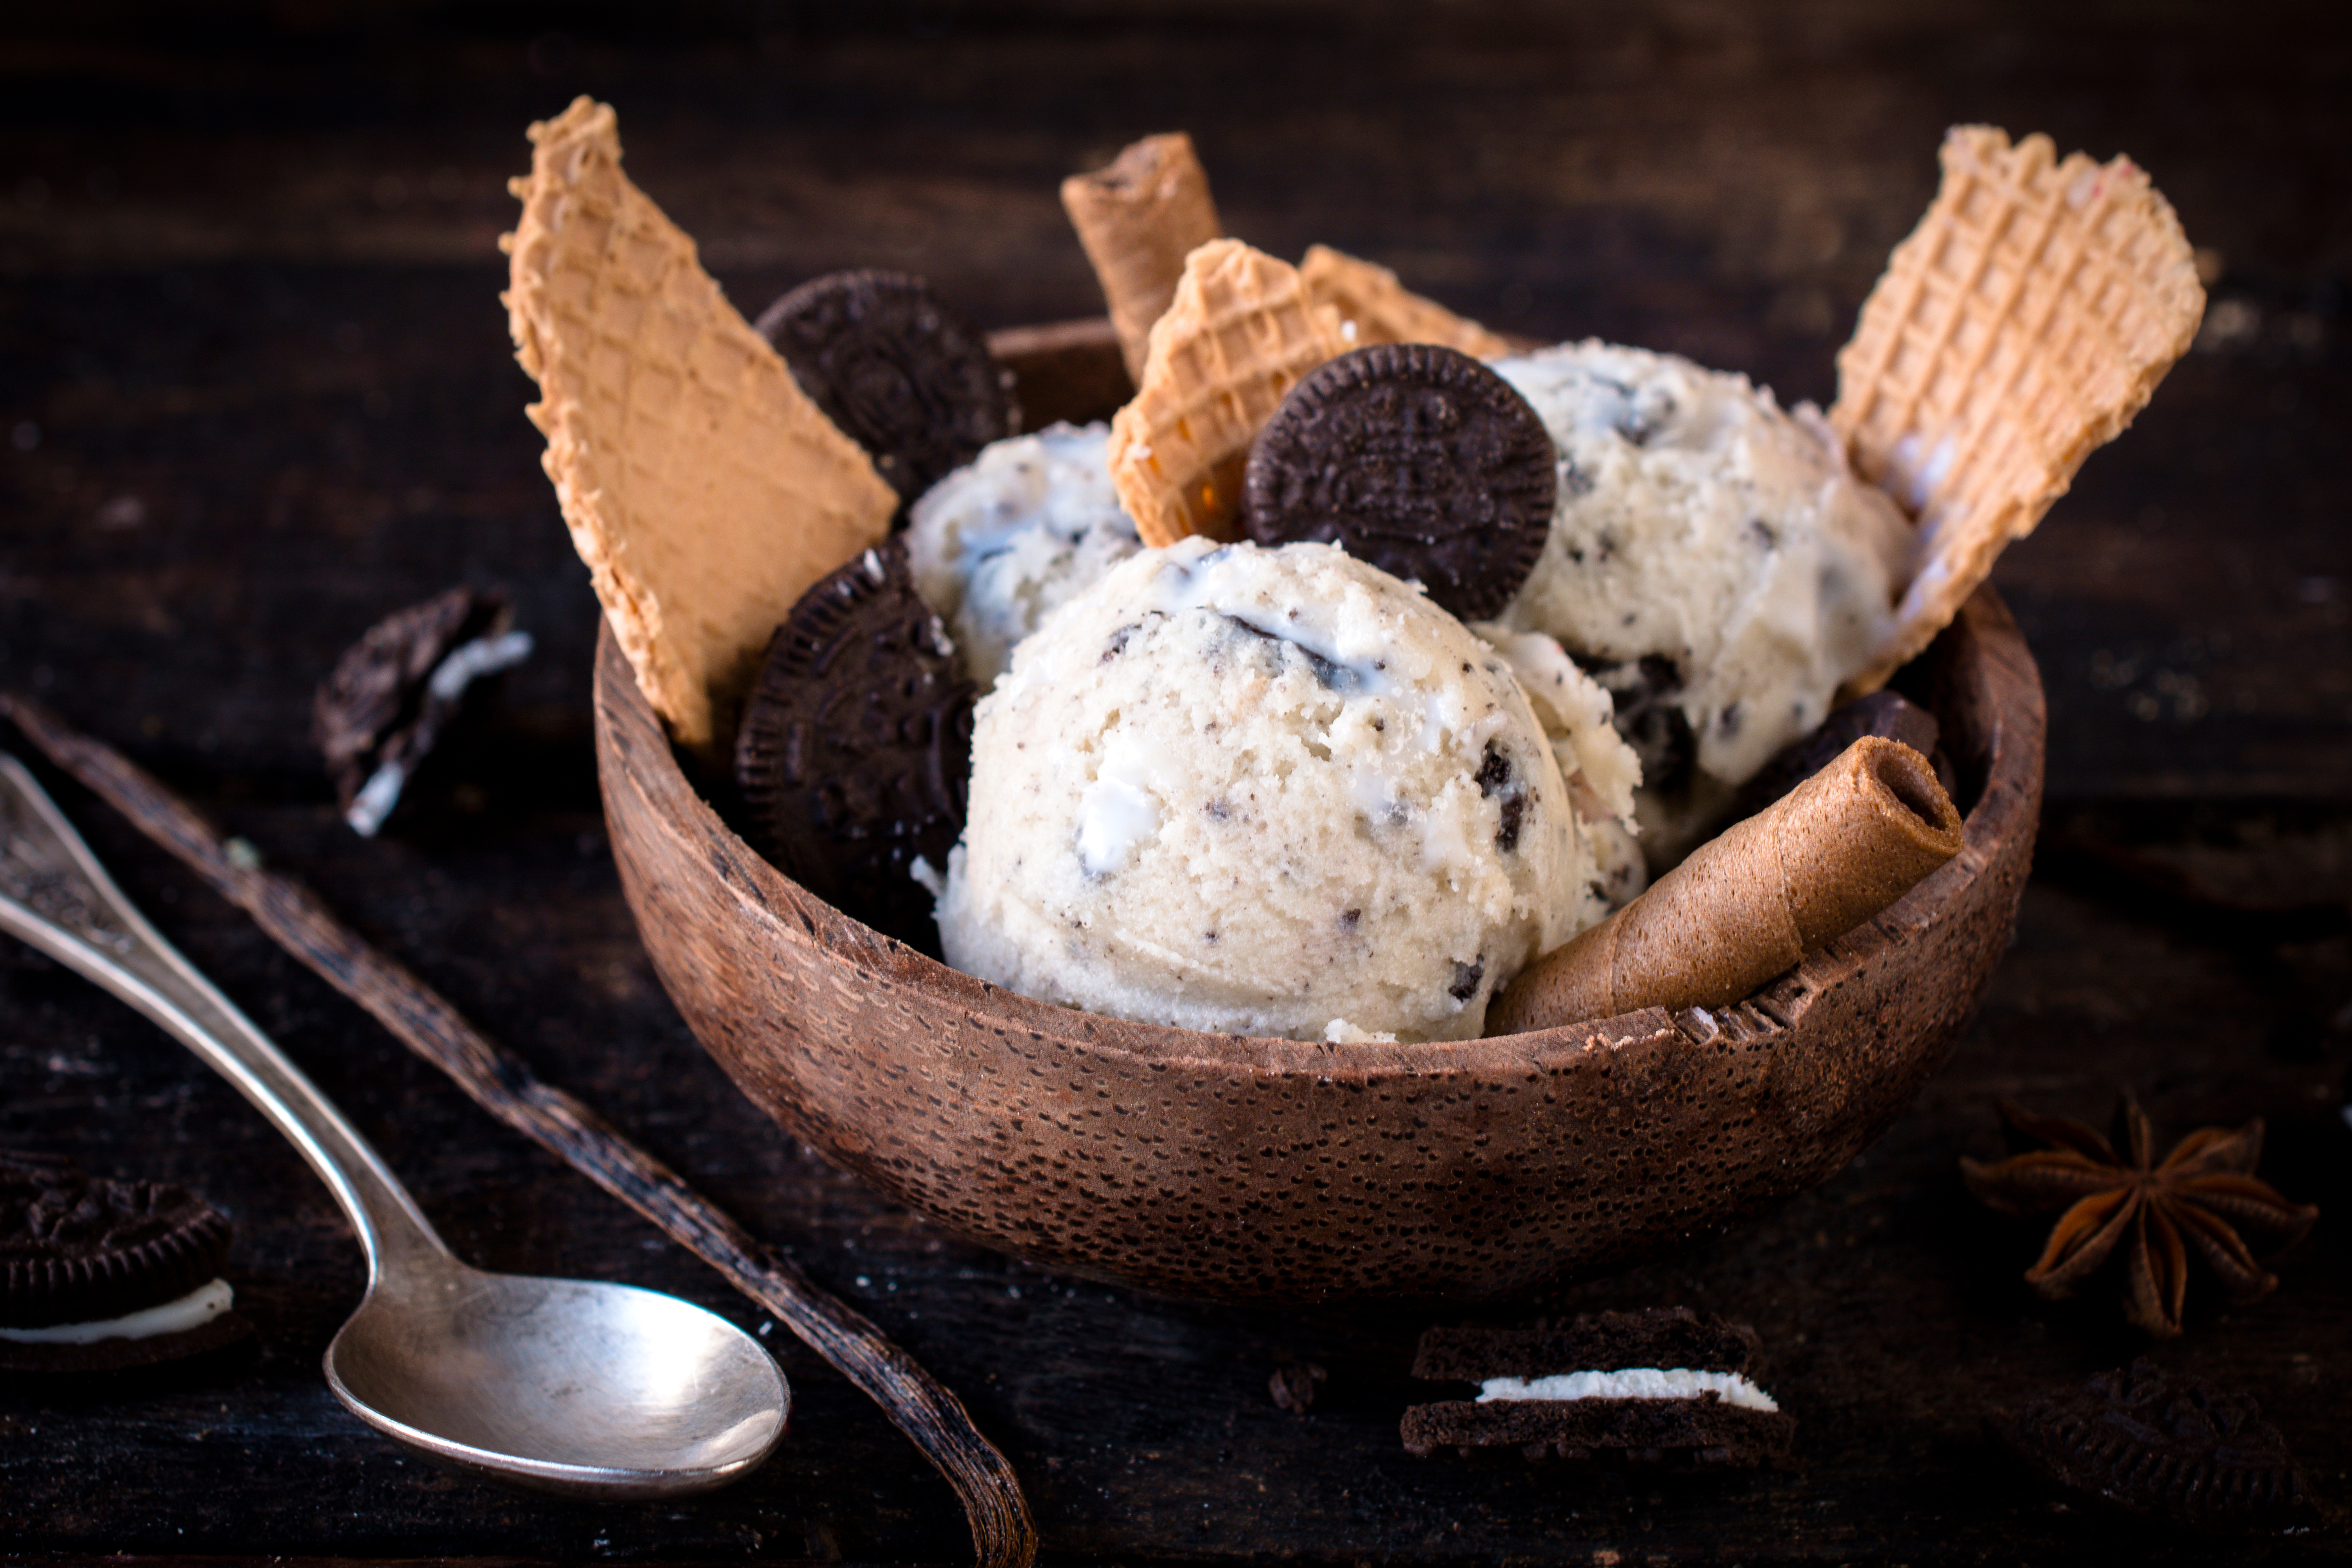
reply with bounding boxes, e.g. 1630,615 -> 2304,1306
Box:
3,2 -> 2348,1562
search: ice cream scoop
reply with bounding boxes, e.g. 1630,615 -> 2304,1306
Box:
1493,341 -> 1913,866
936,537 -> 1628,1042
902,422 -> 1142,690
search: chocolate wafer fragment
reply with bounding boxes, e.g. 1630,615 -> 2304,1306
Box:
2003,1360 -> 2322,1534
1241,343 -> 1555,620
1412,1310 -> 1762,1383
1,1150 -> 252,1372
757,270 -> 1016,514
312,586 -> 532,837
734,541 -> 975,949
1404,1308 -> 1793,1466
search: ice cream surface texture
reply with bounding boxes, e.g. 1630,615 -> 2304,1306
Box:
937,536 -> 1630,1042
1492,342 -> 1912,862
903,422 -> 1142,690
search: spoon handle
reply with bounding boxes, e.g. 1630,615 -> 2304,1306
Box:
0,753 -> 444,1276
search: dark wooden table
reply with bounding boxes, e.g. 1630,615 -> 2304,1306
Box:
4,4 -> 2348,1561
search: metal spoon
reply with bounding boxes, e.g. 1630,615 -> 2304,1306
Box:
0,754 -> 788,1498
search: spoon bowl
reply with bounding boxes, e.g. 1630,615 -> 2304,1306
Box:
327,1261 -> 787,1497
0,753 -> 788,1497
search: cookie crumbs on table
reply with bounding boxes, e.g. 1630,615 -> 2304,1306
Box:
2000,1359 -> 2323,1534
1269,1361 -> 1327,1414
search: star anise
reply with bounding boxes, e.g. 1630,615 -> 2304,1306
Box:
1961,1096 -> 2318,1339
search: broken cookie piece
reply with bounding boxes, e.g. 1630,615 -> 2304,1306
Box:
1403,1307 -> 1794,1465
1,1150 -> 254,1374
313,585 -> 532,836
2002,1360 -> 2322,1534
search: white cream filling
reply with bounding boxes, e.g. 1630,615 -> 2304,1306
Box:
0,1277 -> 235,1345
1476,1366 -> 1778,1413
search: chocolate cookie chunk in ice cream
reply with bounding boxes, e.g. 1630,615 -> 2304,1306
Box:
936,537 -> 1633,1042
1492,342 -> 1913,865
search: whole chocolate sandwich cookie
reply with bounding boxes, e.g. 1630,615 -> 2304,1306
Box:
757,269 -> 1016,514
734,539 -> 976,949
2002,1360 -> 2322,1535
1402,1307 -> 1794,1465
2,1150 -> 253,1372
1241,342 -> 1554,622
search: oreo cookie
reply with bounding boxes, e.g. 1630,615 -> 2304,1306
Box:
1403,1307 -> 1794,1466
755,270 -> 1015,514
2,1150 -> 253,1372
2002,1360 -> 2322,1534
1241,343 -> 1555,621
734,541 -> 976,948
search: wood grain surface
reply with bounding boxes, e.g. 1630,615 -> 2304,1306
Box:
3,2 -> 2347,1562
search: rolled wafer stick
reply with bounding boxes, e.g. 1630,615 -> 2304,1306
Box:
1489,737 -> 1964,1034
1061,132 -> 1223,383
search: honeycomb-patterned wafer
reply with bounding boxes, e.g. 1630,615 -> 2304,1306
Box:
1832,125 -> 2204,693
1107,239 -> 1351,546
1299,245 -> 1514,360
1062,133 -> 1223,385
502,97 -> 896,762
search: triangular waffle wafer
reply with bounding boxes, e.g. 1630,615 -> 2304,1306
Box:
1107,238 -> 1351,546
502,96 -> 895,762
1832,125 -> 2204,693
1299,244 -> 1514,359
1062,133 -> 1223,385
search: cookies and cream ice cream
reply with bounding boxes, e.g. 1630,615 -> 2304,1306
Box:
935,536 -> 1635,1042
903,422 -> 1142,690
1491,342 -> 1913,863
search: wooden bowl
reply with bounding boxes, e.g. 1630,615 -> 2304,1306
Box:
593,323 -> 2045,1304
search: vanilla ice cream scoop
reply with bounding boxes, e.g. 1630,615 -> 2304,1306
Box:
903,422 -> 1142,690
936,537 -> 1628,1041
1493,342 -> 1912,864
